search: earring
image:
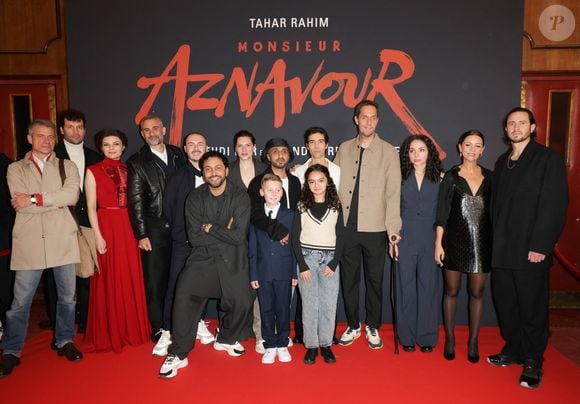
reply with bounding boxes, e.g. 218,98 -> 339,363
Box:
459,152 -> 463,157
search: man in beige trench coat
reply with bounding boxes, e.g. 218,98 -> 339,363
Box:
0,119 -> 84,378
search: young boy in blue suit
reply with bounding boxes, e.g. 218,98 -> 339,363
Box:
248,173 -> 297,364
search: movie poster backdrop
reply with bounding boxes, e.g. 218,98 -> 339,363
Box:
65,0 -> 524,325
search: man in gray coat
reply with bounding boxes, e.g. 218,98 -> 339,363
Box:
0,119 -> 83,378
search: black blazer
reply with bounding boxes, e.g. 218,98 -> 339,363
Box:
491,141 -> 568,270
54,141 -> 102,227
228,157 -> 268,190
248,166 -> 301,241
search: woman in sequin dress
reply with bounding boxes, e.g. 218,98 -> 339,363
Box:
82,129 -> 150,352
435,130 -> 492,363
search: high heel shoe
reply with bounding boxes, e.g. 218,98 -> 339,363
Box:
443,339 -> 455,360
468,341 -> 479,363
444,349 -> 455,361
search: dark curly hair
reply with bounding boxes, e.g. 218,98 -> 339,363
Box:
298,164 -> 341,213
399,134 -> 443,182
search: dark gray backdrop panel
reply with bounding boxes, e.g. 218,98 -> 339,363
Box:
65,0 -> 523,326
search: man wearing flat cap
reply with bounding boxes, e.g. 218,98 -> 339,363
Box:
248,138 -> 303,344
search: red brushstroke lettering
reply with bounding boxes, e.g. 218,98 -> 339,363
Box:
136,45 -> 445,158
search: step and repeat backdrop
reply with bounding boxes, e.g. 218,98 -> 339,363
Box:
65,0 -> 524,324
66,0 -> 523,168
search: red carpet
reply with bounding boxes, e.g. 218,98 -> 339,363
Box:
1,323 -> 578,403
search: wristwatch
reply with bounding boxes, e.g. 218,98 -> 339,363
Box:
30,194 -> 37,205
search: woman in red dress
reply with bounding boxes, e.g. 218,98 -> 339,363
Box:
83,129 -> 150,352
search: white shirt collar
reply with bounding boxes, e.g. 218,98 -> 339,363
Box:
150,145 -> 168,164
264,202 -> 281,219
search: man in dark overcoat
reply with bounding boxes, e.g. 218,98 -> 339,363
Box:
488,107 -> 568,389
158,151 -> 253,378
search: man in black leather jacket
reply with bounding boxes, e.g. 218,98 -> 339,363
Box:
127,115 -> 185,343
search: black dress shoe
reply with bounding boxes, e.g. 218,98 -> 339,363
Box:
0,354 -> 21,377
420,346 -> 433,353
332,336 -> 339,345
293,336 -> 304,345
304,348 -> 318,365
402,345 -> 415,352
50,339 -> 57,350
487,353 -> 521,367
57,342 -> 83,362
320,346 -> 336,364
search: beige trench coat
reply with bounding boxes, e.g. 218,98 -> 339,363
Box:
333,134 -> 402,235
7,152 -> 80,270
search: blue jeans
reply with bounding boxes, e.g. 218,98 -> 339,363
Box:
299,249 -> 339,348
1,264 -> 76,356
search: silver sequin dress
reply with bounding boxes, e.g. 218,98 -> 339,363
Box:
436,166 -> 492,273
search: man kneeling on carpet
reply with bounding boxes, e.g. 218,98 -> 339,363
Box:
248,173 -> 297,364
159,151 -> 253,378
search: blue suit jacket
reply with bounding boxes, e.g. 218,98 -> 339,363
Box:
248,206 -> 296,282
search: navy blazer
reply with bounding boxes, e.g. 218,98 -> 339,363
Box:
248,167 -> 301,241
248,206 -> 296,282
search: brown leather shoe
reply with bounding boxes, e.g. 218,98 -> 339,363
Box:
0,354 -> 21,377
57,342 -> 83,362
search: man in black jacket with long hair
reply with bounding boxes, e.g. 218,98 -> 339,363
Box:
488,107 -> 568,389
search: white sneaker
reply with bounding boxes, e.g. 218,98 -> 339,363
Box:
287,337 -> 294,347
255,339 -> 265,354
152,329 -> 171,356
338,324 -> 361,346
196,320 -> 215,344
159,353 -> 188,378
365,325 -> 383,349
262,348 -> 277,364
213,340 -> 245,357
277,347 -> 292,363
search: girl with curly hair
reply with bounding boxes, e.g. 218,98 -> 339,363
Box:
394,134 -> 444,354
292,164 -> 344,365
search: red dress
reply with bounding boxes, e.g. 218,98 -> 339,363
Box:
83,157 -> 150,352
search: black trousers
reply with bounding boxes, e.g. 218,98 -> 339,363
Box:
169,254 -> 252,359
340,229 -> 387,330
258,279 -> 292,348
163,241 -> 191,330
294,285 -> 303,338
492,267 -> 549,365
141,222 -> 172,335
0,254 -> 14,325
